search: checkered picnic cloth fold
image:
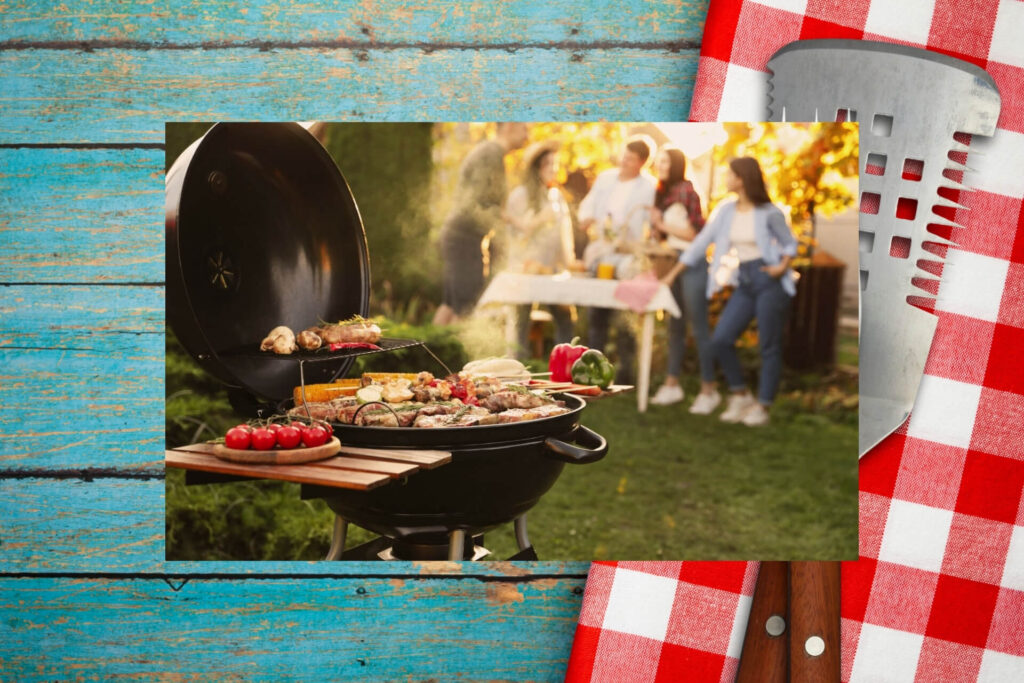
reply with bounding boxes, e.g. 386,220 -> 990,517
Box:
567,2 -> 1024,680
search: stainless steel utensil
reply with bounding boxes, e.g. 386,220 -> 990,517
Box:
767,39 -> 1001,456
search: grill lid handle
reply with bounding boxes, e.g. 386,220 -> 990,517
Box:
543,425 -> 607,465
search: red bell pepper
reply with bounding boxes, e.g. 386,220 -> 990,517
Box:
548,336 -> 589,383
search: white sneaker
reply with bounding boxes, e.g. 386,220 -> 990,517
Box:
650,383 -> 685,406
720,394 -> 757,423
689,391 -> 722,415
741,403 -> 770,426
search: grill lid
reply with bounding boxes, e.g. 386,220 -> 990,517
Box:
166,122 -> 371,401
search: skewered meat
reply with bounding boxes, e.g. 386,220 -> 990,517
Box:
286,397 -> 356,422
495,404 -> 570,423
319,320 -> 382,345
473,376 -> 505,399
481,390 -> 548,412
414,401 -> 464,417
411,383 -> 453,403
260,326 -> 297,355
355,403 -> 423,427
413,408 -> 499,428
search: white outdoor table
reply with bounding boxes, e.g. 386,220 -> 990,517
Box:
477,271 -> 682,412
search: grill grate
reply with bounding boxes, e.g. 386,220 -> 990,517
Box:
220,336 -> 424,363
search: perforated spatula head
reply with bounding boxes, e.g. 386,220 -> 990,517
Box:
766,40 -> 1000,457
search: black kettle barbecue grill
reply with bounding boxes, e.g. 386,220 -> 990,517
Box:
166,122 -> 608,561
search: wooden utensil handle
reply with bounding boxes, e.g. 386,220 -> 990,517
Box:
736,561 -> 789,683
789,561 -> 841,682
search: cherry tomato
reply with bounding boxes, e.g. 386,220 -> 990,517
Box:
301,425 -> 329,448
315,420 -> 334,437
265,423 -> 282,433
275,425 -> 302,449
465,395 -> 479,407
224,427 -> 252,450
250,427 -> 277,450
450,383 -> 468,400
232,423 -> 253,433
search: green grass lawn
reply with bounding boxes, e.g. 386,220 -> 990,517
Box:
495,392 -> 857,561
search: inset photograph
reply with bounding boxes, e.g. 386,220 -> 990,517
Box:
165,121 -> 859,562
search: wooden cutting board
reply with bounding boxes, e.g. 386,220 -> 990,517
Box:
212,436 -> 342,465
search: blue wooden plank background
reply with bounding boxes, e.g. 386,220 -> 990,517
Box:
0,1 -> 709,678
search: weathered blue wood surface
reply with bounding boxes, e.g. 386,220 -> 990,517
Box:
0,148 -> 163,282
1,0 -> 707,44
0,49 -> 697,142
0,0 -> 706,677
0,576 -> 585,681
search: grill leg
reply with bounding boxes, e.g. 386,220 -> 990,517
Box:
448,529 -> 466,561
325,515 -> 348,561
514,514 -> 531,551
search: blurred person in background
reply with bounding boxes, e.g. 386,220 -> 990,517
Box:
433,122 -> 529,325
661,156 -> 797,427
648,146 -> 718,413
577,135 -> 656,384
504,139 -> 576,359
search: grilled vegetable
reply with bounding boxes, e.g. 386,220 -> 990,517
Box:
548,337 -> 588,382
292,380 -> 360,406
356,385 -> 384,404
571,349 -> 614,389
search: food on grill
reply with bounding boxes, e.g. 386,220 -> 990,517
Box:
287,370 -> 569,428
360,372 -> 419,386
296,329 -> 323,350
292,380 -> 361,406
327,341 -> 382,351
356,385 -> 384,404
381,380 -> 414,403
472,376 -> 505,399
413,407 -> 500,428
260,317 -> 380,354
494,404 -> 573,423
481,389 -> 548,411
260,325 -> 298,355
318,318 -> 382,345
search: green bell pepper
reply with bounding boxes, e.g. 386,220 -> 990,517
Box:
571,349 -> 615,389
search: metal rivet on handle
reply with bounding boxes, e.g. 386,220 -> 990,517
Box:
765,615 -> 786,637
805,636 -> 825,657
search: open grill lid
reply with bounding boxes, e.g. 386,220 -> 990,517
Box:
166,122 -> 371,401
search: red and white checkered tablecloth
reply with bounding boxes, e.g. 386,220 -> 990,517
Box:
567,1 -> 1024,680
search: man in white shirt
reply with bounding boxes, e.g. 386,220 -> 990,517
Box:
578,136 -> 656,384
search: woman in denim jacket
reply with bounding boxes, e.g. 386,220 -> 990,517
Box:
660,157 -> 797,426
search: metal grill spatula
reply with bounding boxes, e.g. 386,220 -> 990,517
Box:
766,40 -> 1001,457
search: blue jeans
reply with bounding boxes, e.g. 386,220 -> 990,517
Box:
667,260 -> 714,382
711,259 -> 791,404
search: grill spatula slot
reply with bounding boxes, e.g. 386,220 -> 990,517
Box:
767,39 -> 1000,457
